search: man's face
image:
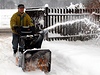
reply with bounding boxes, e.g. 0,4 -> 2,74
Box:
18,7 -> 24,13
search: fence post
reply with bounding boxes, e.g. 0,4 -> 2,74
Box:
44,5 -> 49,40
44,6 -> 49,28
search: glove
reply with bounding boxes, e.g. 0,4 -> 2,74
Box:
13,25 -> 21,34
31,26 -> 35,34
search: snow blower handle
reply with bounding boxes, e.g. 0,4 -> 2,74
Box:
13,25 -> 21,34
20,26 -> 35,36
14,26 -> 35,36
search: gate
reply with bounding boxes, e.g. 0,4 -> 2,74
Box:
44,7 -> 100,41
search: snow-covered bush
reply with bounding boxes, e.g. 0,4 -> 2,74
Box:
66,3 -> 85,9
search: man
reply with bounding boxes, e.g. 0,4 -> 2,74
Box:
10,4 -> 34,55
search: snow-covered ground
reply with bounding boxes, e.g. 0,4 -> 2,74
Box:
0,9 -> 17,28
0,33 -> 100,75
42,39 -> 100,75
0,33 -> 45,75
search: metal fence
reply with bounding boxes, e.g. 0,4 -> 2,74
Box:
44,7 -> 100,41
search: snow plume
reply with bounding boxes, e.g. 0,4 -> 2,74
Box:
39,19 -> 44,26
66,3 -> 85,9
44,18 -> 99,32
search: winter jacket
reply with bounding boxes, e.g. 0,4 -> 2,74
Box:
10,12 -> 34,34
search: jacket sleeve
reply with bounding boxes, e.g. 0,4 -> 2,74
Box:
10,14 -> 17,30
26,14 -> 34,26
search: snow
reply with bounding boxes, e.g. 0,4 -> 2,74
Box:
1,33 -> 100,75
39,19 -> 44,25
44,18 -> 99,33
66,3 -> 85,9
91,12 -> 100,16
26,8 -> 45,11
45,4 -> 49,7
42,40 -> 100,75
0,34 -> 45,75
48,13 -> 89,15
0,9 -> 17,28
1,9 -> 100,75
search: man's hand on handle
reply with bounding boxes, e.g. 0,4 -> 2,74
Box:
13,25 -> 21,34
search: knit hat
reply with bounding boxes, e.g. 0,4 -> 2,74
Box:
18,4 -> 25,8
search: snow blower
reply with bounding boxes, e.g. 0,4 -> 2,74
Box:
15,7 -> 51,73
15,26 -> 51,73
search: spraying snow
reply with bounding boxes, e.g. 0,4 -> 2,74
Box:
43,18 -> 99,33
